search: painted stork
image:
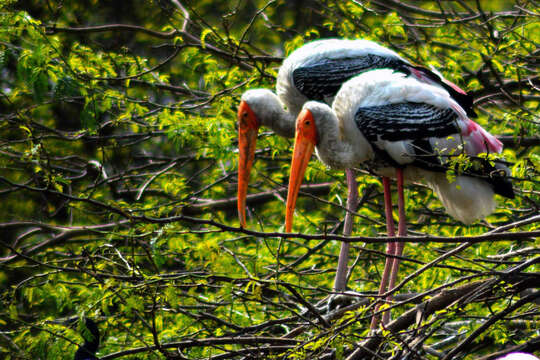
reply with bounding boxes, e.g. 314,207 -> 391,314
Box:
284,69 -> 514,327
237,38 -> 476,292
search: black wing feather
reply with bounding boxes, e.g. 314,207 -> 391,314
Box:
355,102 -> 459,143
354,102 -> 459,169
292,55 -> 406,101
293,54 -> 476,116
407,64 -> 477,117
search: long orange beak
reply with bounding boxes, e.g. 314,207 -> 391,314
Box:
237,100 -> 259,228
285,109 -> 318,232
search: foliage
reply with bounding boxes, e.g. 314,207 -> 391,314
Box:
0,0 -> 538,359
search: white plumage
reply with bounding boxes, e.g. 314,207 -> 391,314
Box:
497,353 -> 540,360
426,173 -> 496,223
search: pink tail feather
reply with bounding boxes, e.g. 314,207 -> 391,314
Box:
464,120 -> 503,154
442,78 -> 468,95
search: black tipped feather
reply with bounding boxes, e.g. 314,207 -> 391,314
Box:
491,163 -> 515,199
292,55 -> 405,101
407,64 -> 477,118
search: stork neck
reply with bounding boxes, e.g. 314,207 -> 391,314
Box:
314,106 -> 372,169
267,107 -> 296,138
242,89 -> 296,138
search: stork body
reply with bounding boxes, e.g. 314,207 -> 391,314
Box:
285,69 -> 513,326
237,39 -> 475,293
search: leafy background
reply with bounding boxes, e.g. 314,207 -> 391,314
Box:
0,0 -> 538,359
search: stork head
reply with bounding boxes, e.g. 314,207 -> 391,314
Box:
237,89 -> 295,228
237,97 -> 260,228
285,108 -> 318,232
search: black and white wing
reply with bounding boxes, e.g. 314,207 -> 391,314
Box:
292,55 -> 406,101
354,102 -> 513,198
356,102 -> 459,144
355,102 -> 459,170
278,39 -> 475,117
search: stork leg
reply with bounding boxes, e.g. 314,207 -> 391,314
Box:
382,168 -> 407,324
382,176 -> 397,238
334,168 -> 359,291
370,176 -> 396,330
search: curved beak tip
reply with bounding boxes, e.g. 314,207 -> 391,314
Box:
239,213 -> 246,228
284,133 -> 315,233
237,104 -> 259,229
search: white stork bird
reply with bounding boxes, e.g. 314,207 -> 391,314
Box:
284,69 -> 514,327
237,38 -> 476,292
